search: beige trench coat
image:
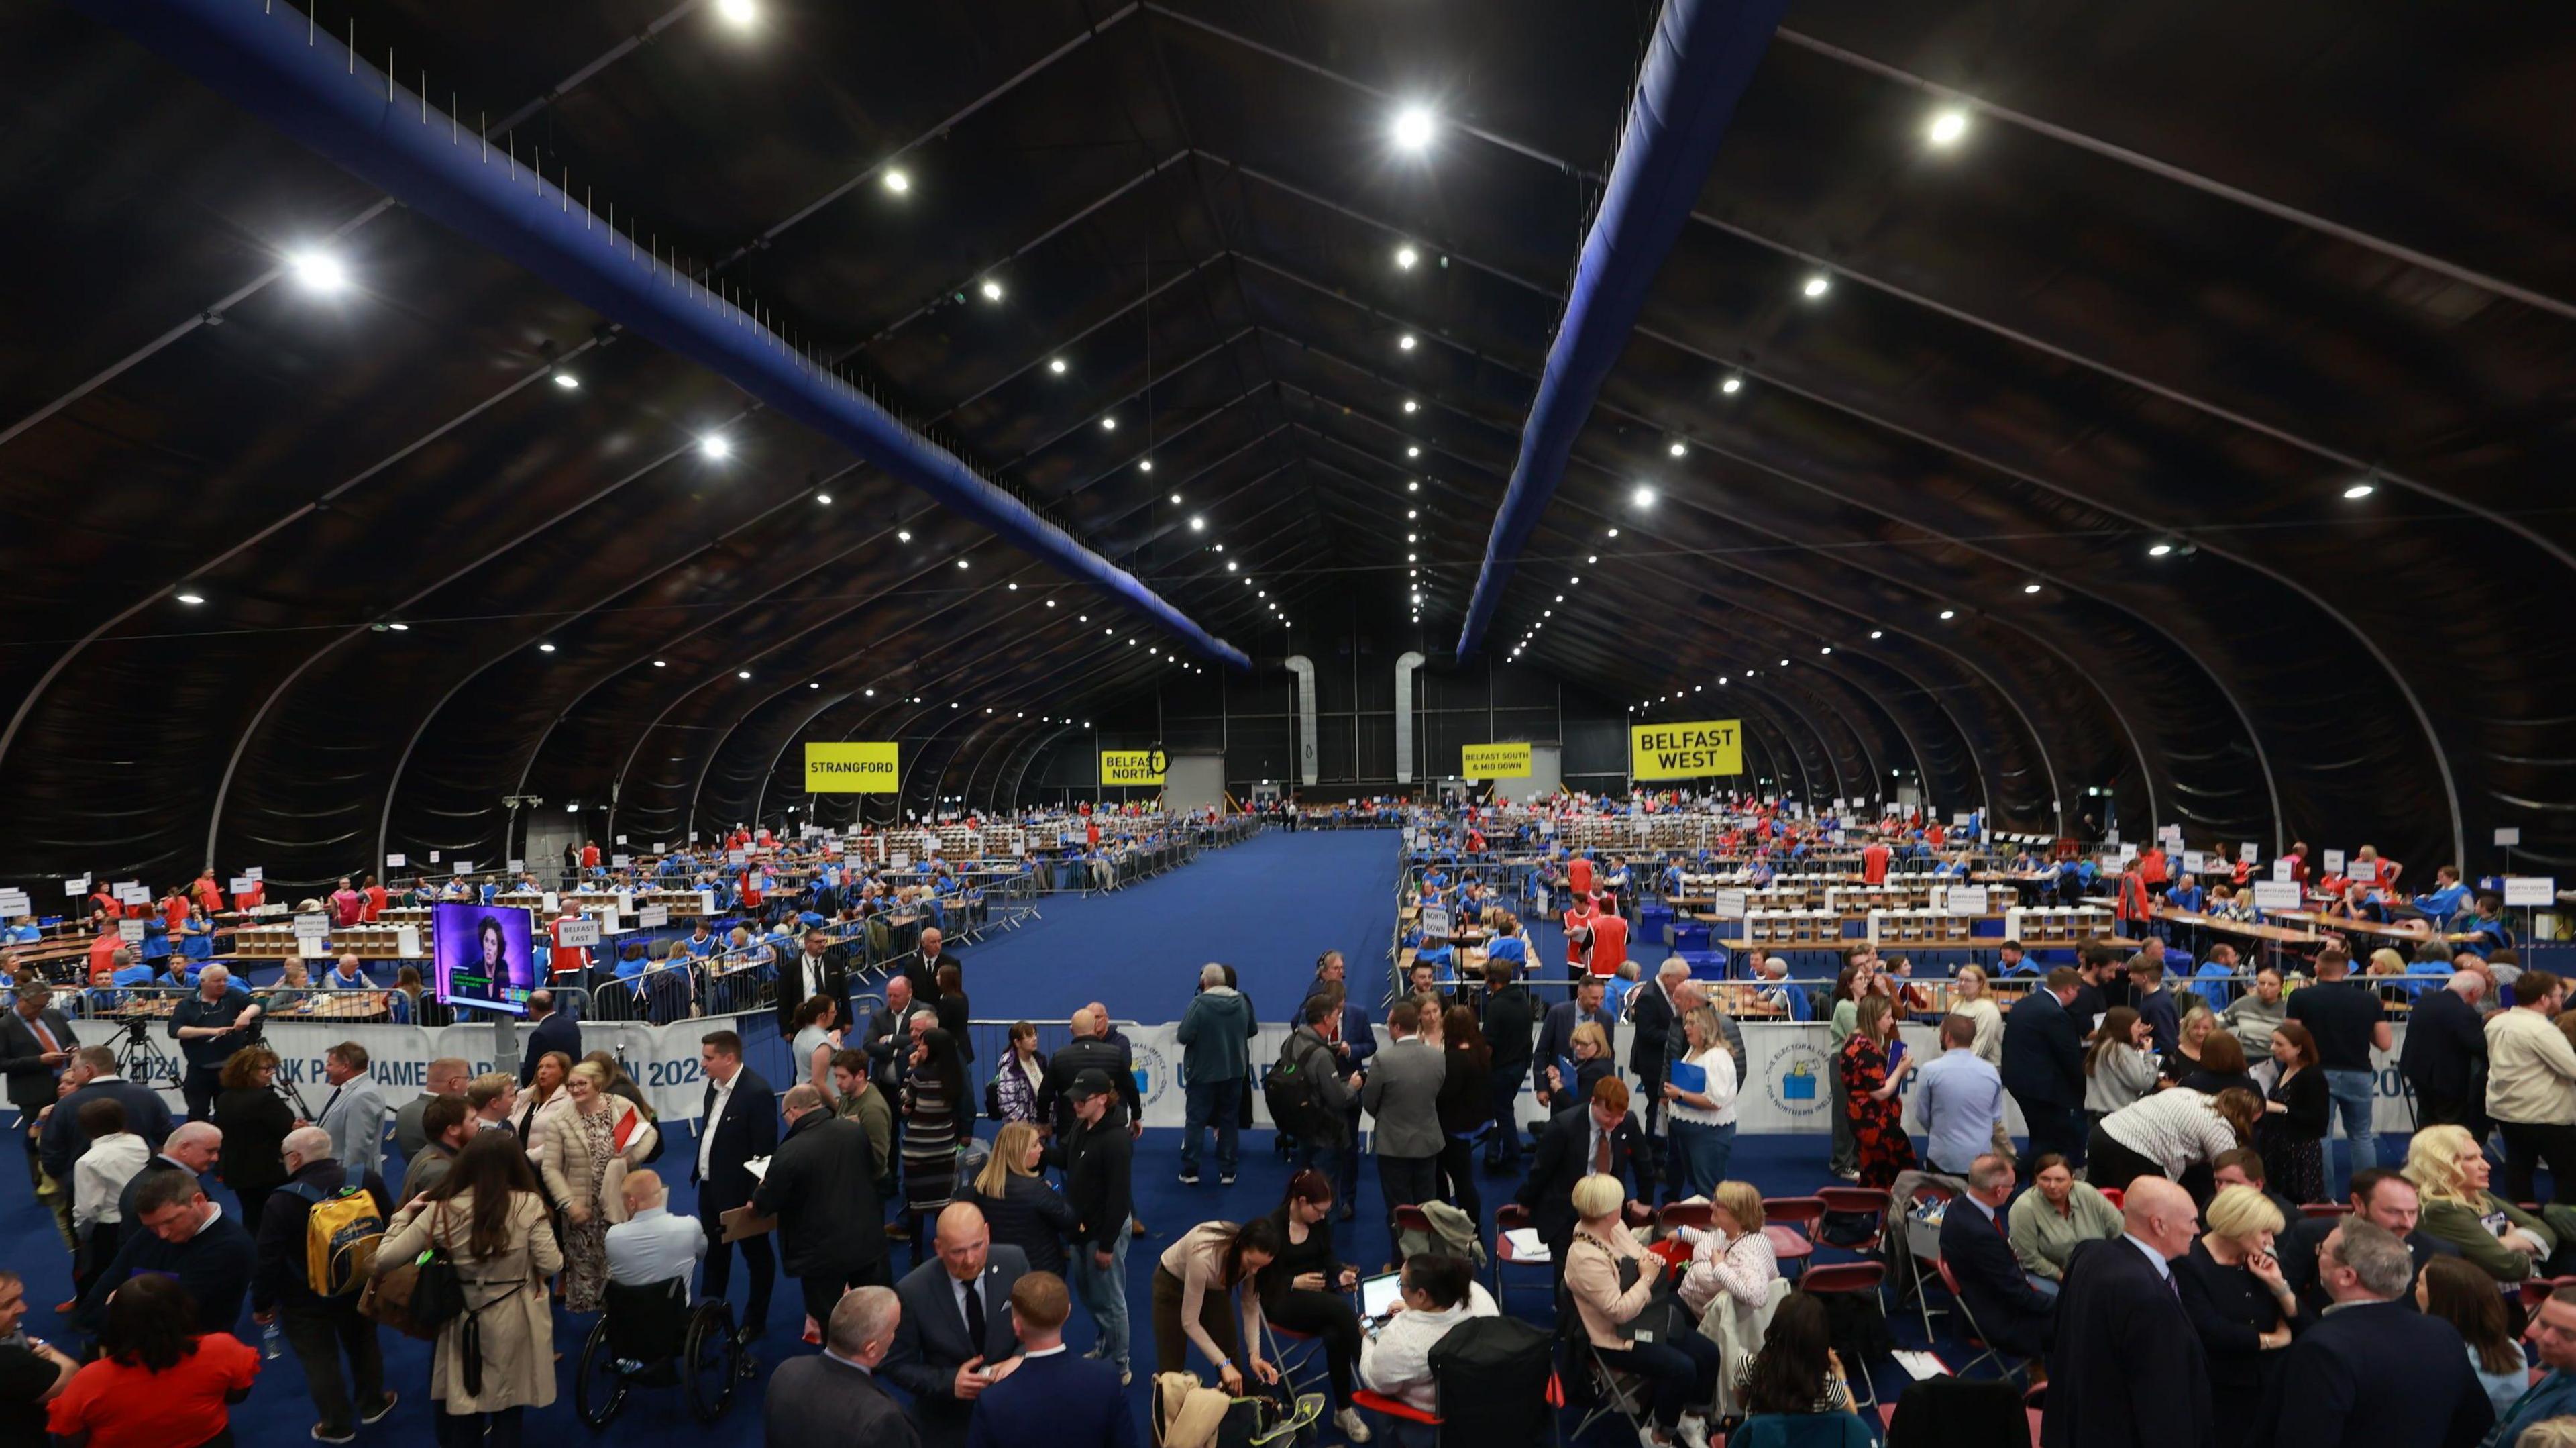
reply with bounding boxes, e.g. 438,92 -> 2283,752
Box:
380,1190 -> 562,1413
537,1099 -> 658,1225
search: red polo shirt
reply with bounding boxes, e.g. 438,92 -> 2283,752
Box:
1861,844 -> 1891,885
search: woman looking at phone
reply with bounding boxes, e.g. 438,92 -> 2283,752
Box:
2171,1184 -> 2303,1448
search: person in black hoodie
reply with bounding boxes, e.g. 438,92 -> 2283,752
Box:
1480,960 -> 1538,1173
251,1125 -> 396,1442
1050,1070 -> 1136,1385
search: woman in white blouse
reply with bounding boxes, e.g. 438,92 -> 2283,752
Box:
1680,1180 -> 1780,1316
69,1097 -> 150,1293
1662,1004 -> 1741,1198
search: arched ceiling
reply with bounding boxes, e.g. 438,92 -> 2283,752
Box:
1,0 -> 2569,887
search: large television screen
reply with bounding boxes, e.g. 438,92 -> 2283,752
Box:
432,902 -> 538,1015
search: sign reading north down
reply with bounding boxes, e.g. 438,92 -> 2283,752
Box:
1100,749 -> 1169,786
1629,719 -> 1743,780
1460,742 -> 1533,778
804,741 -> 900,793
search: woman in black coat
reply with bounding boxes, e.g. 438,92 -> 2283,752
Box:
1436,1004 -> 1496,1225
2171,1184 -> 2304,1448
961,1121 -> 1077,1274
209,1045 -> 296,1238
1256,1172 -> 1366,1441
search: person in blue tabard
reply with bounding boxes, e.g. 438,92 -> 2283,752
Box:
2412,866 -> 2471,925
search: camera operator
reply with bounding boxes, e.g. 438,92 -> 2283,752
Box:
170,966 -> 262,1123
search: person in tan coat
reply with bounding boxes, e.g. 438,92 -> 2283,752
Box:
1562,1172 -> 1723,1448
538,1060 -> 659,1312
381,1131 -> 562,1441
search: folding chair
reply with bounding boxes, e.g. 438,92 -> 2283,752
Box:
1931,1258 -> 2018,1382
1893,1181 -> 1956,1339
1762,1196 -> 1825,1278
1491,1204 -> 1549,1316
1815,1186 -> 1892,1257
1263,1318 -> 1331,1404
1799,1261 -> 1891,1412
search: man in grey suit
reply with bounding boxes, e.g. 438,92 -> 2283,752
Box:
315,1041 -> 389,1175
883,1202 -> 1030,1448
1362,998 -> 1448,1261
764,1285 -> 919,1448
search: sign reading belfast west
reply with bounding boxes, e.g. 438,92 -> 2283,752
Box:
1629,719 -> 1743,780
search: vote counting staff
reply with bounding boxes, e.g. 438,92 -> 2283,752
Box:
2,791 -> 2568,1448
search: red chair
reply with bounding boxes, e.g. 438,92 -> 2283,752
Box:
1933,1257 -> 2017,1381
1350,1389 -> 1438,1434
1800,1261 -> 1888,1408
2097,1186 -> 2123,1210
1817,1186 -> 1892,1255
1658,1200 -> 1714,1233
2298,1202 -> 2354,1221
1764,1195 -> 1826,1276
1393,1204 -> 1434,1241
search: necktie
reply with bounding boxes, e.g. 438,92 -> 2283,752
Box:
321,1086 -> 344,1120
30,1017 -> 58,1054
1593,1127 -> 1612,1175
962,1275 -> 986,1349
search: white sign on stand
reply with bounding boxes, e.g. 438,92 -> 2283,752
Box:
637,905 -> 670,929
2323,849 -> 2346,874
118,919 -> 145,942
1945,886 -> 1990,916
612,854 -> 631,869
386,853 -> 407,868
454,860 -> 473,876
2272,858 -> 2295,882
116,884 -> 151,907
2504,877 -> 2557,909
2252,881 -> 2302,911
0,890 -> 30,919
2182,851 -> 2207,876
1711,889 -> 1749,919
557,918 -> 602,948
64,878 -> 89,896
2497,827 -> 2522,847
229,877 -> 256,896
1420,905 -> 1453,940
2239,843 -> 2259,866
292,914 -> 331,941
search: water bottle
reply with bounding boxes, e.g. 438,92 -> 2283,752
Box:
262,1318 -> 283,1360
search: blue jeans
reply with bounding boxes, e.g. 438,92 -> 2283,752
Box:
1670,1120 -> 1737,1200
1181,1077 -> 1243,1176
1071,1216 -> 1132,1370
2324,1068 -> 2377,1186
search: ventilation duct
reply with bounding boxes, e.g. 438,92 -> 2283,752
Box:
1284,655 -> 1319,786
1393,652 -> 1426,784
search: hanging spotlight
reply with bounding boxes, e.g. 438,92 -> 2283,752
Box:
289,250 -> 348,293
1407,480 -> 1419,492
653,659 -> 667,668
1926,109 -> 1970,147
1395,245 -> 1419,270
1721,376 -> 1743,395
1398,334 -> 1417,351
1139,459 -> 1155,473
716,0 -> 757,24
1391,104 -> 1437,152
1869,630 -> 1884,639
551,372 -> 580,391
1801,274 -> 1831,299
1605,527 -> 1620,538
175,592 -> 205,605
2148,541 -> 2174,557
897,529 -> 912,542
1100,417 -> 1117,431
1190,516 -> 1206,531
1048,358 -> 1068,374
815,493 -> 833,505
1632,486 -> 1656,509
1939,609 -> 1957,620
883,168 -> 910,194
979,279 -> 1003,302
2022,582 -> 2042,594
1403,400 -> 1419,413
538,643 -> 557,653
1668,441 -> 1686,458
956,559 -> 970,569
1406,446 -> 1421,458
736,670 -> 751,679
2343,480 -> 2376,499
700,435 -> 731,460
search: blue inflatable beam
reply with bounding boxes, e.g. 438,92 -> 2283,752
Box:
1454,0 -> 1787,658
76,0 -> 1248,670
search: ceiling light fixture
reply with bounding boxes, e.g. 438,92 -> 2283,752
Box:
1939,609 -> 1956,620
2343,480 -> 2376,499
1190,516 -> 1205,531
289,250 -> 348,293
1048,358 -> 1067,374
538,643 -> 557,653
1668,441 -> 1686,457
1402,400 -> 1418,413
1721,376 -> 1743,395
883,168 -> 910,194
1926,108 -> 1970,147
956,558 -> 969,569
736,670 -> 751,679
1605,527 -> 1619,538
1391,104 -> 1437,152
1138,459 -> 1155,473
551,372 -> 580,391
1869,630 -> 1883,639
175,591 -> 205,605
2148,541 -> 2174,557
1398,334 -> 1417,351
1801,274 -> 1831,299
1406,446 -> 1421,458
897,529 -> 912,542
814,493 -> 832,505
1099,417 -> 1116,431
1633,486 -> 1655,509
716,0 -> 756,23
979,279 -> 1003,301
700,435 -> 731,460
1395,245 -> 1419,270
653,660 -> 667,668
2022,582 -> 2042,594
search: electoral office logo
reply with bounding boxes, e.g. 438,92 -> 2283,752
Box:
1766,1040 -> 1829,1117
1131,1037 -> 1173,1110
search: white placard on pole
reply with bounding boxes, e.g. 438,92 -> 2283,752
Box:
637,905 -> 670,929
454,860 -> 473,876
117,919 -> 146,942
557,918 -> 602,947
2182,851 -> 2207,876
386,853 -> 407,868
2322,849 -> 2346,874
1711,889 -> 1749,919
2251,881 -> 2302,911
228,876 -> 256,895
1420,905 -> 1452,939
2238,843 -> 2258,866
0,890 -> 30,919
292,914 -> 331,939
2503,877 -> 2557,908
726,849 -> 747,866
64,878 -> 89,896
1945,885 -> 1990,916
612,854 -> 631,868
2496,827 -> 2522,847
115,884 -> 151,907
2272,858 -> 2295,882
508,859 -> 525,873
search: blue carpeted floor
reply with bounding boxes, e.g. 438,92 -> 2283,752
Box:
0,831 -> 2410,1445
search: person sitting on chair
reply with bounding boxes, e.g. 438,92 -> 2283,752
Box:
1935,1153 -> 2057,1362
1562,1173 -> 1722,1448
1731,1291 -> 1872,1440
1356,1253 -> 1499,1445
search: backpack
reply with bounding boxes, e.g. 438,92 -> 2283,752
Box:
1263,1036 -> 1331,1139
284,1180 -> 385,1297
1424,1315 -> 1555,1446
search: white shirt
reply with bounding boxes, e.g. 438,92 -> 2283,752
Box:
72,1133 -> 152,1231
700,1069 -> 739,1179
1360,1283 -> 1499,1411
799,950 -> 832,1005
606,1206 -> 708,1296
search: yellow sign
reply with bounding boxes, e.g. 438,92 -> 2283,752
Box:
1100,748 -> 1169,786
1461,742 -> 1533,778
803,741 -> 900,793
1629,719 -> 1743,780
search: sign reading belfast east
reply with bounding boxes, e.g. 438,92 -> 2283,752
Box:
804,742 -> 900,792
1629,719 -> 1743,780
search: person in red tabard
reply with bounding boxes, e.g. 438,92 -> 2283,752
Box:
2115,859 -> 2153,932
328,878 -> 363,928
727,826 -> 751,851
159,888 -> 189,941
1569,856 -> 1595,898
359,872 -> 388,923
2139,845 -> 2169,898
87,884 -> 124,923
551,906 -> 591,976
1562,894 -> 1597,978
739,865 -> 765,910
1861,840 -> 1892,885
580,840 -> 602,870
190,869 -> 225,916
2283,843 -> 2311,890
88,928 -> 121,978
1587,904 -> 1629,980
1926,821 -> 1948,850
233,876 -> 264,910
1086,820 -> 1102,849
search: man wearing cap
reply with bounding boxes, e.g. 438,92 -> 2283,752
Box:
1048,1070 -> 1136,1385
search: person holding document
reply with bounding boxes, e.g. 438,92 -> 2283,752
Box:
1838,996 -> 1919,1190
1661,1005 -> 1741,1197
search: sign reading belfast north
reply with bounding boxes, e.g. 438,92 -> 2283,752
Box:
803,741 -> 900,792
1629,719 -> 1743,779
1099,749 -> 1169,786
1460,742 -> 1533,778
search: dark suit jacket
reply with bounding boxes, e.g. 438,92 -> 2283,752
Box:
777,944 -> 854,1033
1037,1037 -> 1140,1135
1627,979 -> 1678,1079
2002,990 -> 2086,1108
519,1012 -> 582,1085
1515,1106 -> 1652,1257
40,1078 -> 173,1182
967,1348 -> 1133,1448
0,1007 -> 77,1113
117,1155 -> 200,1235
76,1204 -> 256,1335
1939,1197 -> 2055,1359
2255,1299 -> 2492,1448
693,1066 -> 777,1217
751,1110 -> 885,1278
884,1246 -> 1032,1448
909,944 -> 961,1004
2041,1237 -> 2212,1448
2400,987 -> 2487,1103
2277,1216 -> 2455,1319
764,1353 -> 920,1448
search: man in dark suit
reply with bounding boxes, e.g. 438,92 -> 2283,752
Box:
517,990 -> 580,1086
2275,1168 -> 2457,1318
967,1271 -> 1131,1448
117,1120 -> 221,1232
910,926 -> 961,1005
1514,1076 -> 1654,1267
1036,1007 -> 1141,1137
2401,970 -> 2489,1134
692,1029 -> 776,1341
1305,954 -> 1378,1208
753,1084 -> 890,1328
2042,1176 -> 2212,1448
778,927 -> 854,1035
884,1202 -> 1031,1448
1531,976 -> 1615,1115
763,1285 -> 919,1448
2002,968 -> 2090,1167
1626,960 -> 1684,1140
2255,1219 -> 2492,1448
1938,1154 -> 2056,1360
3,982 -> 80,1238
39,1046 -> 174,1186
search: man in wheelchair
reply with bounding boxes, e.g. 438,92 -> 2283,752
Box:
578,1170 -> 742,1426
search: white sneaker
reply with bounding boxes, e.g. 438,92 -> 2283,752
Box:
1676,1415 -> 1713,1448
1335,1405 -> 1373,1443
1637,1427 -> 1670,1448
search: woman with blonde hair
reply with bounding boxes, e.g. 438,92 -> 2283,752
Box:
2406,1124 -> 2576,1281
1564,1173 -> 1722,1448
963,1120 -> 1075,1274
538,1059 -> 659,1312
1950,965 -> 2004,1066
1680,1180 -> 1779,1316
2161,1004 -> 2219,1083
1547,1019 -> 1615,1106
2171,1184 -> 2300,1447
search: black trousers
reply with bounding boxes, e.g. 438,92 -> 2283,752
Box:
2014,1093 -> 2086,1170
2083,1124 -> 2166,1193
182,1064 -> 223,1123
1265,1286 -> 1360,1406
796,1258 -> 892,1328
282,1298 -> 389,1436
1485,1064 -> 1529,1168
1436,1136 -> 1482,1227
700,1207 -> 775,1335
1376,1154 -> 1440,1263
2499,1120 -> 2576,1205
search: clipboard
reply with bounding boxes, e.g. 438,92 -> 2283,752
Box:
719,1204 -> 779,1243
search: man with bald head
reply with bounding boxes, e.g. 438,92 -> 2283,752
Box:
764,1286 -> 916,1447
2042,1175 -> 2213,1447
908,925 -> 961,1005
169,962 -> 261,1121
752,1082 -> 888,1329
1038,1005 -> 1141,1137
885,1202 -> 1030,1448
119,1119 -> 221,1231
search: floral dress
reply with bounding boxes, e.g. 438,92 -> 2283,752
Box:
560,1108 -> 615,1312
1838,1035 -> 1917,1190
